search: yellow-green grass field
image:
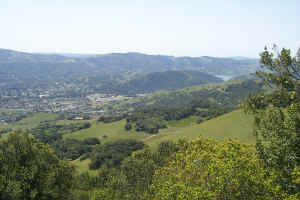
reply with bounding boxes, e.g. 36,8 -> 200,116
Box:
145,109 -> 255,147
64,120 -> 149,143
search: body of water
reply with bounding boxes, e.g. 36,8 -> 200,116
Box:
216,75 -> 235,81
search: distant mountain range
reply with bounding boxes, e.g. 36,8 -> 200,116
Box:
0,48 -> 259,75
0,48 -> 260,93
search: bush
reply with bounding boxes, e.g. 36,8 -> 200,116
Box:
83,137 -> 100,145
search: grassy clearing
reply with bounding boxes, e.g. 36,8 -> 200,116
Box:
64,120 -> 149,144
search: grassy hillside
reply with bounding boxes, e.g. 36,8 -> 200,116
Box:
66,109 -> 254,147
146,109 -> 255,147
0,112 -> 59,131
68,109 -> 255,173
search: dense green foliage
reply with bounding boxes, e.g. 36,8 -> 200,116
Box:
86,137 -> 296,200
146,138 -> 281,200
84,140 -> 181,200
29,121 -> 91,144
0,133 -> 75,200
53,138 -> 99,160
26,121 -> 98,160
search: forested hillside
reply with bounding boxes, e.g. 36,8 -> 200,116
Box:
97,70 -> 223,94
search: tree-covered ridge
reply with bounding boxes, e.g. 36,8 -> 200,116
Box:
96,70 -> 223,94
86,52 -> 259,75
107,79 -> 263,113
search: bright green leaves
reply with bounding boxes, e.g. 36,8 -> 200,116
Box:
147,137 -> 278,200
258,46 -> 300,91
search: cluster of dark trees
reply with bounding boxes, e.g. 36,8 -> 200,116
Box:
89,139 -> 145,170
0,128 -> 13,135
97,114 -> 127,123
74,140 -> 181,200
27,121 -> 98,160
28,121 -> 91,144
0,111 -> 31,124
53,137 -> 100,160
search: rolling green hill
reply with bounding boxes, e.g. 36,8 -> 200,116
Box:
145,109 -> 255,146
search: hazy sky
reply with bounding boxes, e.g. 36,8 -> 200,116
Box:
1,0 -> 299,57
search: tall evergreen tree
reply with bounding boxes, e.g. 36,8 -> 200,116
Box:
243,46 -> 300,195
